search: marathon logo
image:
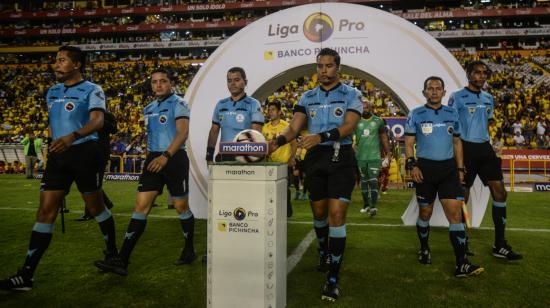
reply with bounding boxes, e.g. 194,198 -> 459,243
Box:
533,182 -> 550,192
225,169 -> 255,176
219,142 -> 268,155
105,174 -> 140,181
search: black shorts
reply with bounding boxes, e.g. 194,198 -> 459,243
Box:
415,158 -> 464,206
462,140 -> 503,187
138,150 -> 189,198
303,145 -> 356,202
42,141 -> 103,193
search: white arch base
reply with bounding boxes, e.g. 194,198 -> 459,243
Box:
401,177 -> 491,227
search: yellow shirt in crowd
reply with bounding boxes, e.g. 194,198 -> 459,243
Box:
262,120 -> 292,163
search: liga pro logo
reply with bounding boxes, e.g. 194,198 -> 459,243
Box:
233,207 -> 247,221
303,13 -> 334,42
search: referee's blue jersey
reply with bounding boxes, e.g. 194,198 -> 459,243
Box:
405,104 -> 461,161
144,93 -> 190,152
211,95 -> 264,142
294,83 -> 362,146
46,80 -> 106,145
448,87 -> 494,143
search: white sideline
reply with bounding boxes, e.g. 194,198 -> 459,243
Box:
0,207 -> 549,233
287,220 -> 550,233
1,207 -> 549,233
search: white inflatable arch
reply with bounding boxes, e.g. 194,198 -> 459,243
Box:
184,3 -> 490,226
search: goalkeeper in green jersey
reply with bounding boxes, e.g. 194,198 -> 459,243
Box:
353,100 -> 392,216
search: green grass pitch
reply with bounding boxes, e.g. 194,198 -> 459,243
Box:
0,175 -> 549,307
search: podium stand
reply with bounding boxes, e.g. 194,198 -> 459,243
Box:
207,162 -> 287,308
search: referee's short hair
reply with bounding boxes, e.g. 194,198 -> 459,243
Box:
466,60 -> 488,75
227,67 -> 247,80
58,45 -> 86,73
151,67 -> 175,82
316,48 -> 341,66
423,76 -> 445,91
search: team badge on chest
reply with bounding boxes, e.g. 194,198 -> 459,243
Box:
65,102 -> 75,112
421,122 -> 433,135
333,107 -> 344,117
236,113 -> 245,123
159,115 -> 168,124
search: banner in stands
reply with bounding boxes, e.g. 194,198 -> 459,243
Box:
75,40 -> 225,51
185,3 -> 490,223
430,27 -> 550,39
0,21 -> 248,37
501,149 -> 550,170
398,7 -> 550,20
3,4 -> 547,21
0,0 -> 383,20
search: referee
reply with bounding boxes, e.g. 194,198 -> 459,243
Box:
270,48 -> 362,302
405,76 -> 484,278
449,61 -> 522,261
94,68 -> 195,276
0,46 -> 117,291
206,67 -> 264,162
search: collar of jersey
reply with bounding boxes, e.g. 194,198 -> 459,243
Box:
156,93 -> 175,105
424,103 -> 443,111
62,79 -> 86,90
319,82 -> 342,95
463,86 -> 481,95
229,93 -> 248,103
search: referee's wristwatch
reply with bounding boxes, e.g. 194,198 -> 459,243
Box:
457,167 -> 466,173
162,151 -> 172,159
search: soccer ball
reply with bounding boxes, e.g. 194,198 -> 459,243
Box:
232,129 -> 267,163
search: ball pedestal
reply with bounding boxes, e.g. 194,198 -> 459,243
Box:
207,162 -> 287,308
